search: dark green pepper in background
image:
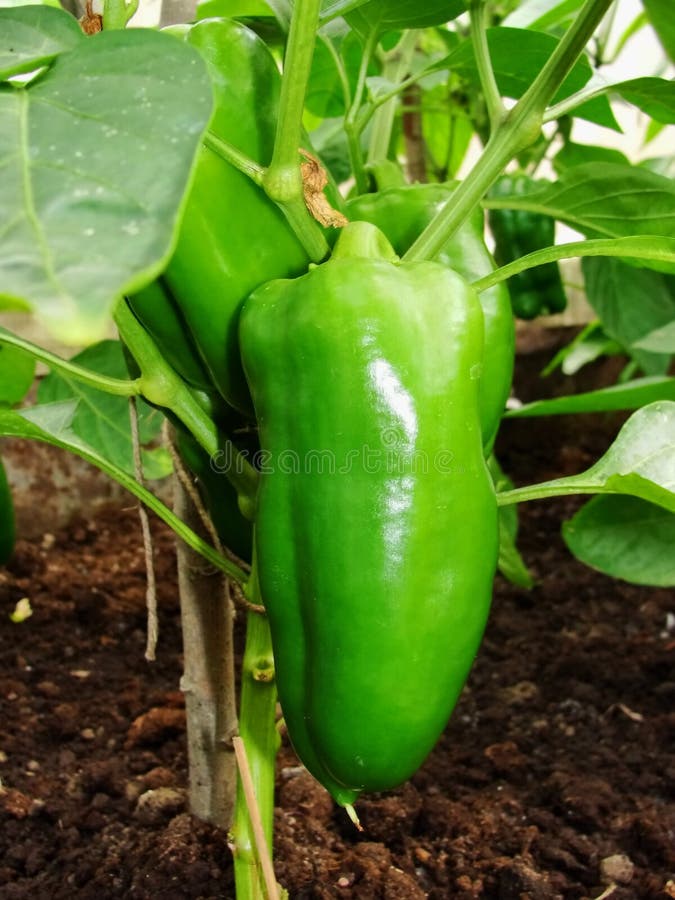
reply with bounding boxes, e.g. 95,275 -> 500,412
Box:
488,173 -> 567,320
130,17 -> 311,415
346,183 -> 514,450
0,456 -> 15,565
175,426 -> 253,563
241,222 -> 498,802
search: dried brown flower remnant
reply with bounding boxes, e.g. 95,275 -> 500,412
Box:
300,149 -> 348,229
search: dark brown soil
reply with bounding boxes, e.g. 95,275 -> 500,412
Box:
1,345 -> 674,899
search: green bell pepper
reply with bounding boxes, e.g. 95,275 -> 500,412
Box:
346,183 -> 514,450
131,17 -> 311,415
488,173 -> 567,319
240,222 -> 498,803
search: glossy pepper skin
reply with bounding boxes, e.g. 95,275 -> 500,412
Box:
240,222 -> 498,801
488,174 -> 567,319
131,17 -> 310,415
346,184 -> 514,450
0,456 -> 15,565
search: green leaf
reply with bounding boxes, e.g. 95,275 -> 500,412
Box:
0,342 -> 35,406
498,401 -> 675,513
553,141 -> 629,172
37,340 -> 171,480
307,32 -> 369,118
0,400 -> 240,578
642,0 -> 675,63
506,376 -> 675,418
583,257 -> 675,375
488,455 -> 534,589
615,77 -> 675,126
440,28 -> 619,130
633,320 -> 675,353
563,495 -> 675,587
324,0 -> 464,31
484,163 -> 675,271
0,29 -> 213,344
502,0 -> 584,31
542,323 -> 621,377
0,5 -> 83,81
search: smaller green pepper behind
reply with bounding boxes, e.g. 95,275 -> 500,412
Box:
346,183 -> 514,450
488,174 -> 567,319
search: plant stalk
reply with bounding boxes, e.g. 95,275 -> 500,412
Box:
175,477 -> 238,827
232,556 -> 280,900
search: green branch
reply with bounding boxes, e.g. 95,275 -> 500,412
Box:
366,31 -> 419,165
0,326 -> 141,397
472,236 -> 675,293
403,0 -> 614,263
469,0 -> 505,133
203,132 -> 265,185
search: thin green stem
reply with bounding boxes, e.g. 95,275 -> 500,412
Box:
344,27 -> 379,193
0,326 -> 141,397
114,301 -> 258,508
232,554 -> 280,900
498,481 -> 612,507
203,132 -> 265,185
267,0 -> 321,177
366,31 -> 419,165
102,0 -> 136,29
544,80 -> 610,122
469,0 -> 505,134
403,0 -> 614,262
472,236 -> 675,294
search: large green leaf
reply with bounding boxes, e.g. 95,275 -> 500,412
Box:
0,5 -> 83,80
499,402 -> 675,513
583,258 -> 675,375
0,400 -> 236,576
506,376 -> 675,418
36,340 -> 170,480
642,0 -> 675,62
553,141 -> 629,172
563,495 -> 675,587
483,163 -> 675,271
0,28 -> 213,344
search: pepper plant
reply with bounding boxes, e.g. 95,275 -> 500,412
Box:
0,0 -> 674,896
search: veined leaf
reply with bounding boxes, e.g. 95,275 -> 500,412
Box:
563,495 -> 675,587
0,5 -> 82,81
0,28 -> 212,344
498,402 -> 675,513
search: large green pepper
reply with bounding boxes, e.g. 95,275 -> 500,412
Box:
240,222 -> 498,802
346,184 -> 514,450
0,456 -> 15,565
130,17 -> 310,414
488,173 -> 567,319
